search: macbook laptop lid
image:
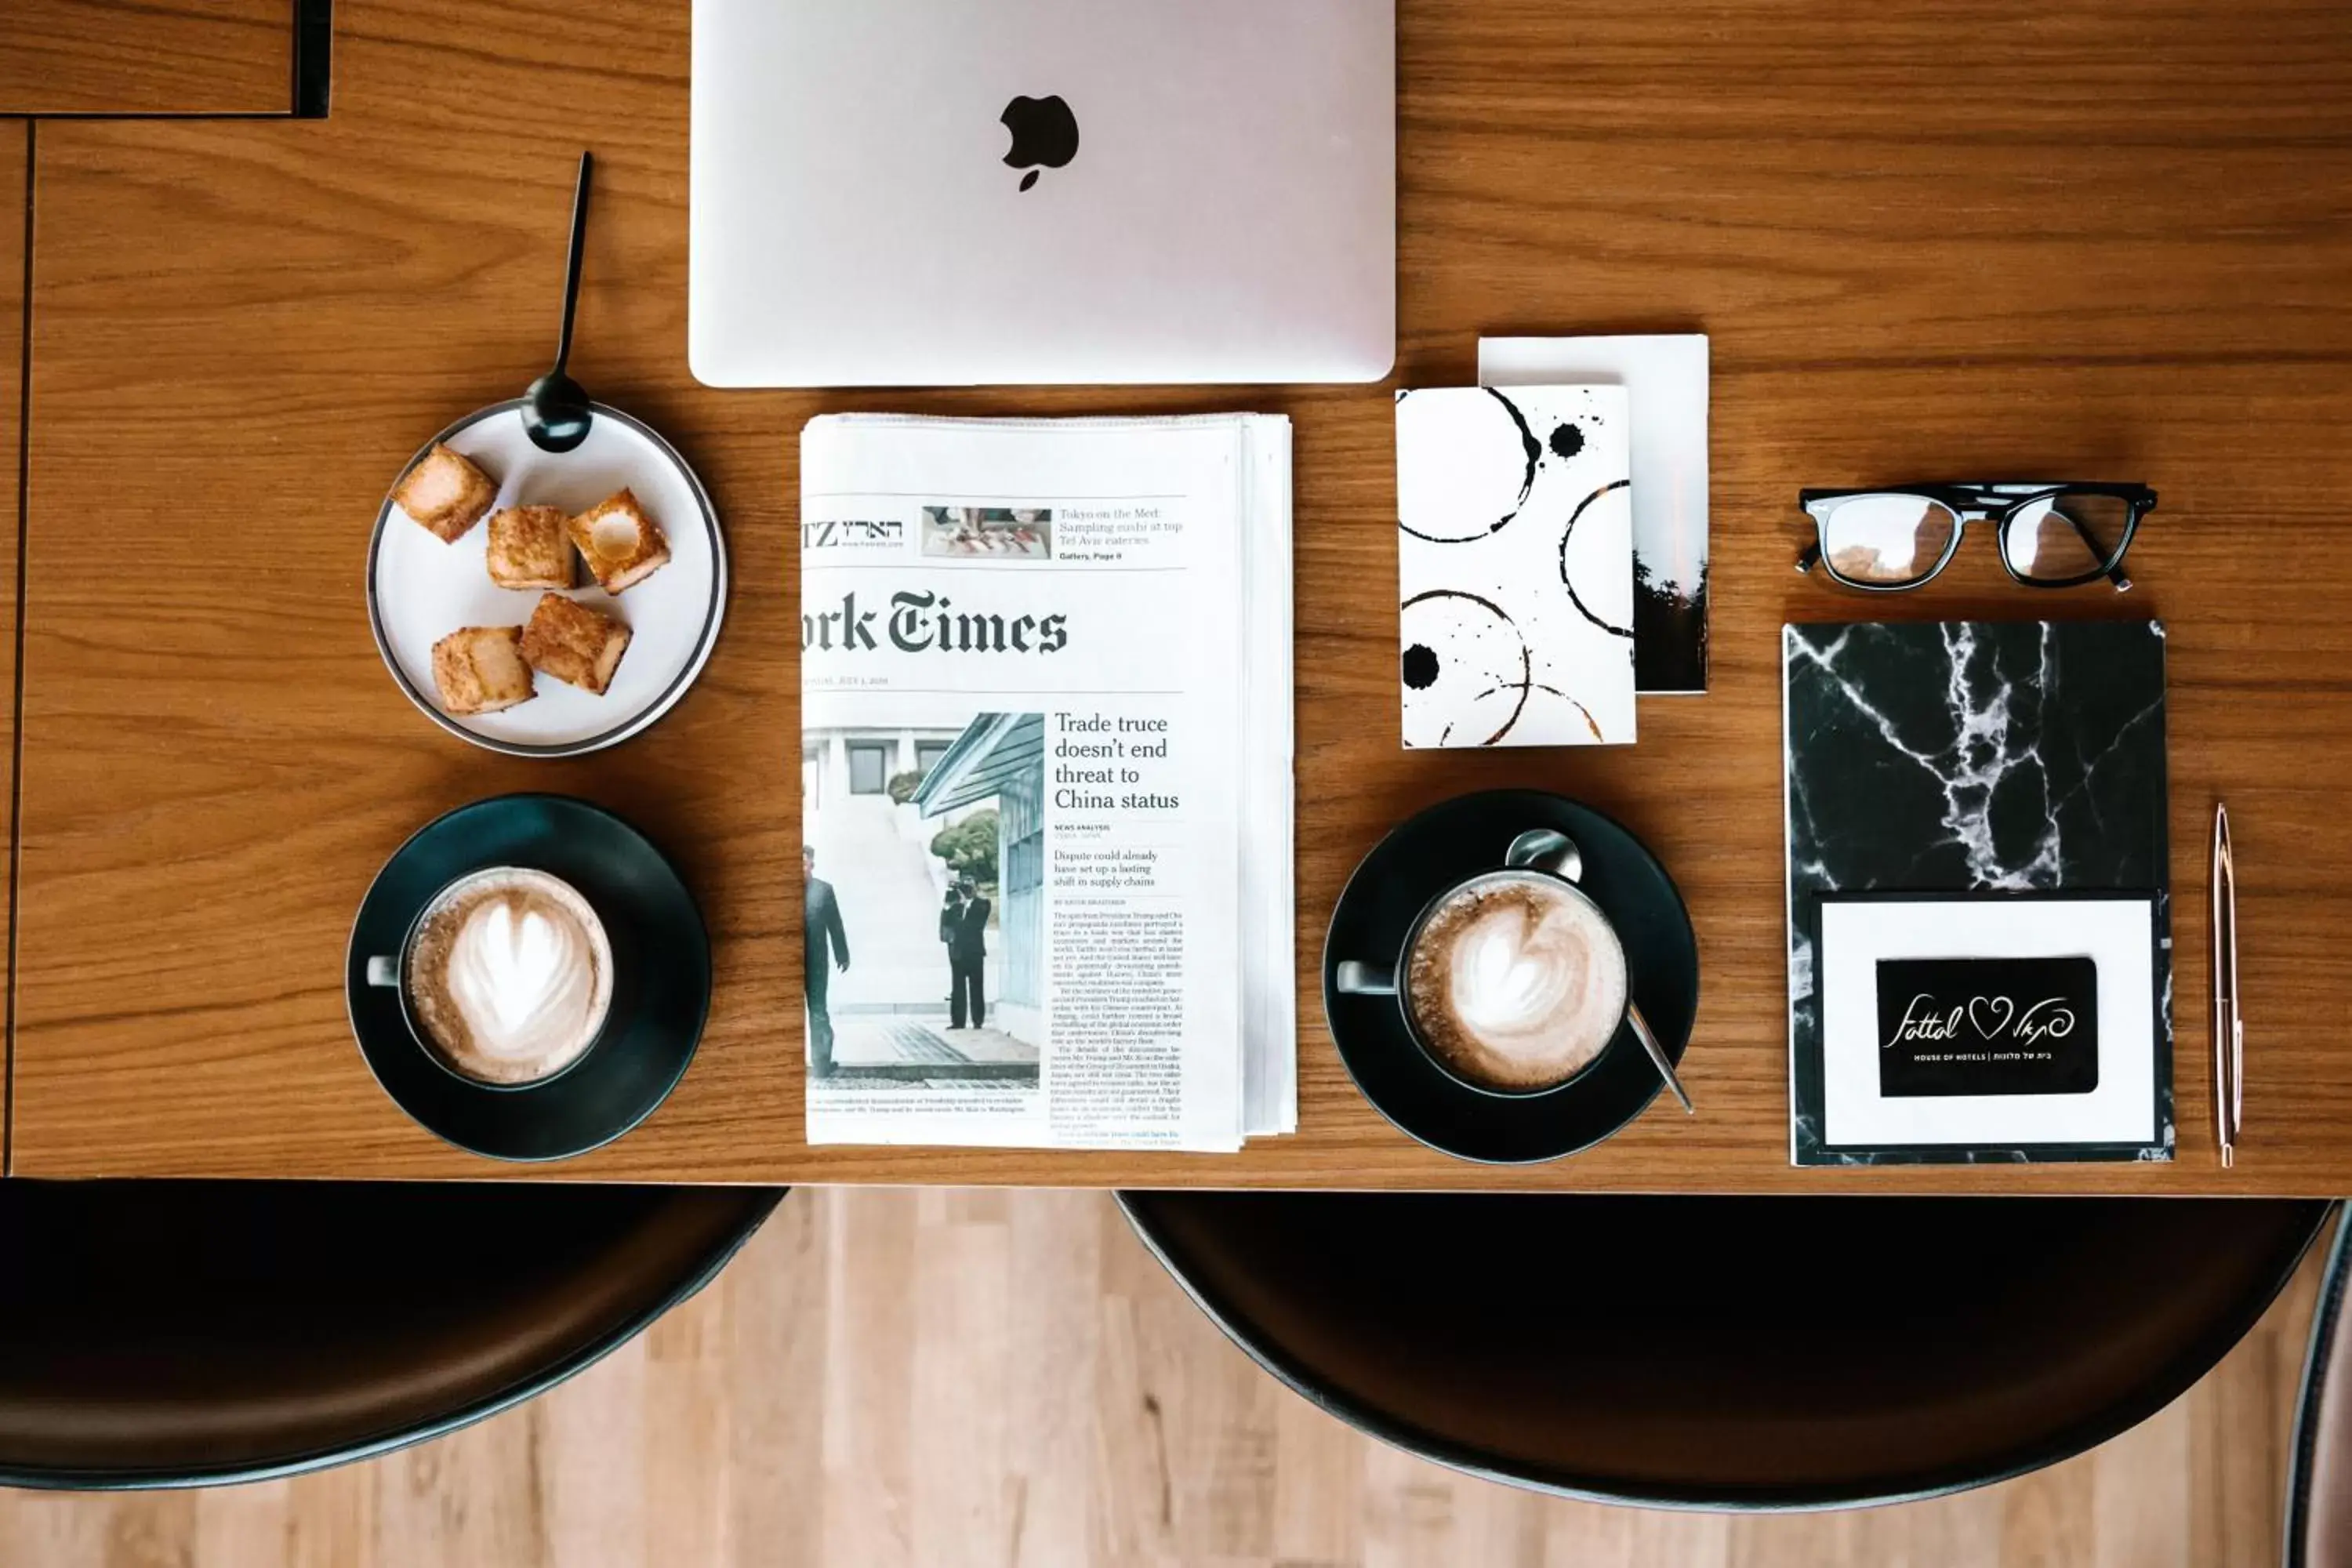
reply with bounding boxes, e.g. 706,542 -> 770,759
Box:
690,0 -> 1394,387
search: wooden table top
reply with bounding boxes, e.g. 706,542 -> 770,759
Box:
1,1 -> 298,116
0,123 -> 22,1160
11,0 -> 2352,1191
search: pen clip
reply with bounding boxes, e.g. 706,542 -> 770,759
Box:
2233,1014 -> 2245,1129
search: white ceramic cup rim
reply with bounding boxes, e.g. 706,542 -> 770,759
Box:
1389,866 -> 1632,1099
368,864 -> 616,1091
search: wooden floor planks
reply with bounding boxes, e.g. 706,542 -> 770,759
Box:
0,1189 -> 2327,1566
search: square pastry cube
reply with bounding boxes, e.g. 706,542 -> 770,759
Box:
485,505 -> 576,590
431,626 -> 534,715
567,488 -> 672,593
519,593 -> 632,695
393,444 -> 498,543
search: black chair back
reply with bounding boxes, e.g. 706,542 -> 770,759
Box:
2287,1214 -> 2352,1566
1122,1191 -> 2331,1509
0,1179 -> 783,1488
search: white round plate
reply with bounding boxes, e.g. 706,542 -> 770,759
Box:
368,400 -> 727,757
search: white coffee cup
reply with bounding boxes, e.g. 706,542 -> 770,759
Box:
1335,836 -> 1630,1097
368,866 -> 615,1087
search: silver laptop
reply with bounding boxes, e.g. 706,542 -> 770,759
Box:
690,0 -> 1394,387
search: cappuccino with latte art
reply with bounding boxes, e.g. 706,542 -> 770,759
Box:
1403,871 -> 1628,1093
404,866 -> 614,1085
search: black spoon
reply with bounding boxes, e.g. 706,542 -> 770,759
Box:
524,151 -> 596,453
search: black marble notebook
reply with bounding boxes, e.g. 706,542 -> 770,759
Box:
1782,620 -> 2172,1165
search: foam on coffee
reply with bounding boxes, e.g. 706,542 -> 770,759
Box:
405,867 -> 612,1085
1404,872 -> 1628,1092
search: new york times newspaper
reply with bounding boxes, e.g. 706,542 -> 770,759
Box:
797,416 -> 1294,1152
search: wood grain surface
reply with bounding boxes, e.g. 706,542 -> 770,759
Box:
0,124 -> 21,1156
15,0 -> 2352,1187
0,0 -> 294,117
0,1189 -> 2329,1566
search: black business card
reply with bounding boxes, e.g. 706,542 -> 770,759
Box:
1875,956 -> 2100,1098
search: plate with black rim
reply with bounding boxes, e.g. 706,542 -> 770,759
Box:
1320,789 -> 1700,1163
345,793 -> 710,1162
368,398 -> 727,757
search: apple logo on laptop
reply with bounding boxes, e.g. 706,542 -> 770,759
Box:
1000,95 -> 1079,191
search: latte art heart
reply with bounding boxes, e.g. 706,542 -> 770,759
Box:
1404,873 -> 1629,1093
405,868 -> 613,1085
452,900 -> 594,1058
1453,906 -> 1584,1036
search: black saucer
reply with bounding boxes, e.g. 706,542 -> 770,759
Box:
345,794 -> 710,1161
1321,789 -> 1700,1163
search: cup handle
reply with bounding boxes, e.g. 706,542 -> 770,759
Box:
365,956 -> 401,988
1334,960 -> 1397,996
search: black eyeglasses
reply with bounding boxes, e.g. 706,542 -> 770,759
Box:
1794,482 -> 2155,593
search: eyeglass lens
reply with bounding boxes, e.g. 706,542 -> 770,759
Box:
1814,494 -> 1958,586
2001,492 -> 2134,583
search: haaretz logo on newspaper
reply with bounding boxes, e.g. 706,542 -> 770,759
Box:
801,518 -> 903,551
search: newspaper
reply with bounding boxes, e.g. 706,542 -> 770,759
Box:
798,415 -> 1295,1152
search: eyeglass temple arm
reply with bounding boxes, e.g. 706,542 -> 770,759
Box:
2053,510 -> 2133,592
1794,541 -> 1820,574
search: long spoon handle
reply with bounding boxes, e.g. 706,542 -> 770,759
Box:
1627,1001 -> 1695,1114
554,151 -> 593,373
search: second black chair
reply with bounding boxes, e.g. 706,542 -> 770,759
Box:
1121,1190 -> 2331,1509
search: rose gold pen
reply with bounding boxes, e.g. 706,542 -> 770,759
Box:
2211,804 -> 2241,1168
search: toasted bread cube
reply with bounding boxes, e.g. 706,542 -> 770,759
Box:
519,593 -> 632,695
567,488 -> 672,593
393,444 -> 498,543
431,626 -> 534,716
486,505 -> 576,590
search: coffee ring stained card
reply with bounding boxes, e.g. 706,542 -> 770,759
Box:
1395,387 -> 1635,748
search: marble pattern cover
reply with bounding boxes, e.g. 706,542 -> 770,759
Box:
1395,386 -> 1635,747
1782,619 -> 2173,1164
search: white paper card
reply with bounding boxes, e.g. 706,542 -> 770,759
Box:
1818,897 -> 2158,1147
1394,385 -> 1635,747
1480,335 -> 1710,694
